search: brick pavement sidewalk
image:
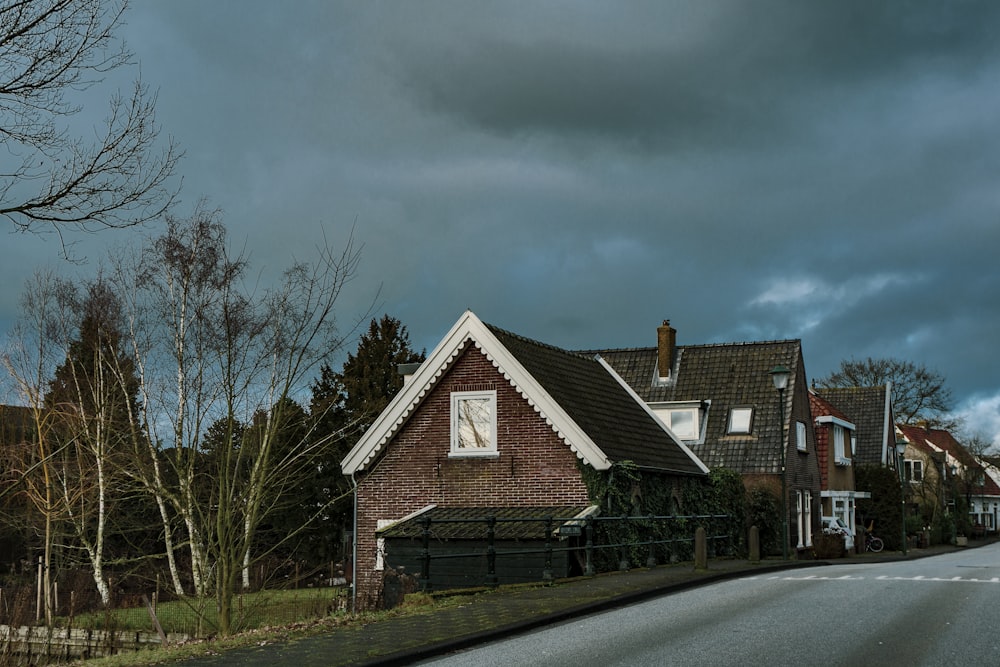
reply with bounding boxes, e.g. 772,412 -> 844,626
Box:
164,540 -> 984,667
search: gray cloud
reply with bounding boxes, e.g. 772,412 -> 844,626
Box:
2,1 -> 998,442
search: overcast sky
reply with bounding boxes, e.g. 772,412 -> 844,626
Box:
2,1 -> 999,444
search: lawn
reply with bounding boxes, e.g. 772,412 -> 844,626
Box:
58,587 -> 350,638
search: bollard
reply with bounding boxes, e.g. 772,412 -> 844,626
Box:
749,525 -> 760,563
695,526 -> 708,570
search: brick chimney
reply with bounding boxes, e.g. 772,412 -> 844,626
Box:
657,320 -> 676,381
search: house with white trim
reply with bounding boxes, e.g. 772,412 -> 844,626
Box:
341,311 -> 708,608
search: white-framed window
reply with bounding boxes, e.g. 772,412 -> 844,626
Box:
650,401 -> 708,443
727,407 -> 753,434
804,491 -> 812,547
796,421 -> 807,452
833,425 -> 845,459
796,491 -> 805,548
666,408 -> 698,440
450,390 -> 498,457
904,459 -> 923,483
833,425 -> 852,467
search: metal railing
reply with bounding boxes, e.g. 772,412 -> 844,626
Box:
403,513 -> 734,592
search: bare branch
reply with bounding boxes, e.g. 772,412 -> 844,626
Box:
0,0 -> 180,232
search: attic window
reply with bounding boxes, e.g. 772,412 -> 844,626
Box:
450,390 -> 498,458
649,401 -> 708,443
667,408 -> 697,440
727,407 -> 753,434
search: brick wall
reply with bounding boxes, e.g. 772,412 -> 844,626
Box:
353,342 -> 593,606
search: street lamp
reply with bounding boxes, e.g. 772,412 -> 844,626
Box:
896,439 -> 908,555
770,365 -> 791,561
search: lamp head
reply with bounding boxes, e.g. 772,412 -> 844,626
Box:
769,365 -> 790,391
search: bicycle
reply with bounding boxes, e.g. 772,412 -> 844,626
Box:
864,531 -> 884,553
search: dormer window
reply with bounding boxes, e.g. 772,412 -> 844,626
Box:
727,407 -> 753,434
450,390 -> 498,457
816,415 -> 855,466
649,400 -> 708,442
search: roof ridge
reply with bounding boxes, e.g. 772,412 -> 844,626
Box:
580,339 -> 801,355
486,322 -> 595,360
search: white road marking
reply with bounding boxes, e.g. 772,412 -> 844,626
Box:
741,574 -> 999,584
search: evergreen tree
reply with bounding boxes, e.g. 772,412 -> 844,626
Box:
305,315 -> 425,565
44,279 -> 142,604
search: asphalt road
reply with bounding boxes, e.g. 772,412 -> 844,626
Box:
420,542 -> 1000,667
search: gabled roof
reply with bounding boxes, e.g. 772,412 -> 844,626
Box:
341,311 -> 708,477
808,391 -> 854,427
594,339 -> 803,473
897,423 -> 977,469
814,385 -> 893,466
894,423 -> 1000,496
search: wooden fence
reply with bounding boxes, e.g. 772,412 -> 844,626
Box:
0,623 -> 189,663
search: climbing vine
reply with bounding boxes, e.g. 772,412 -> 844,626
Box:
578,462 -> 749,569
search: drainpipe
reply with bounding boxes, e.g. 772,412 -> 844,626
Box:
350,472 -> 358,614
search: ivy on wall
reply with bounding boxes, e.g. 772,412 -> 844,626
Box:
579,462 -> 749,569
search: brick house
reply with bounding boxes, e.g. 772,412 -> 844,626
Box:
593,321 -> 822,555
812,384 -> 899,544
808,391 -> 862,545
814,385 -> 898,468
897,423 -> 1000,535
341,312 -> 707,608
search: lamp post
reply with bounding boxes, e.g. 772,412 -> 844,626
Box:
896,439 -> 908,555
949,464 -> 958,544
770,365 -> 791,561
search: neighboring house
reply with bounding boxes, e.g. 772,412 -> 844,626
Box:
814,384 -> 898,469
895,423 -> 1000,533
593,321 -> 822,555
895,423 -> 948,524
812,385 -> 899,542
342,312 -> 708,608
979,457 -> 1000,534
808,391 -> 860,539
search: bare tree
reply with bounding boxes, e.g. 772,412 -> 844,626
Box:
1,271 -> 78,622
0,0 -> 179,234
107,206 -> 366,634
815,357 -> 959,430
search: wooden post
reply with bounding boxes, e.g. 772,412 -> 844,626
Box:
749,525 -> 761,563
143,595 -> 168,645
36,556 -> 43,622
694,526 -> 708,571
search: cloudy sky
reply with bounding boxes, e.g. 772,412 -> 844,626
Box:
3,1 -> 999,443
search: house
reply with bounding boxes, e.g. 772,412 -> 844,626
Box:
593,321 -> 822,556
895,423 -> 1000,537
341,312 -> 708,608
813,385 -> 898,468
812,384 -> 899,544
895,423 -> 948,526
808,391 -> 862,546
